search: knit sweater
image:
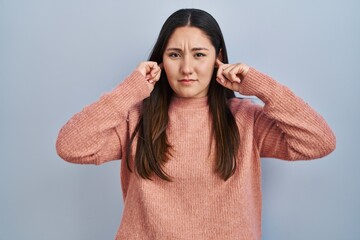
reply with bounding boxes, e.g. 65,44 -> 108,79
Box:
56,68 -> 336,239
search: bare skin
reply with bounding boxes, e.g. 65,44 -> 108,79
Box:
136,26 -> 250,96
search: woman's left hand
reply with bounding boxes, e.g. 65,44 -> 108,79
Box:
215,59 -> 250,92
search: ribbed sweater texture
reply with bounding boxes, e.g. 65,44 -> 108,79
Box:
56,68 -> 336,239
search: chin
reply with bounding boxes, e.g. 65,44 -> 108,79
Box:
175,93 -> 202,98
172,87 -> 208,98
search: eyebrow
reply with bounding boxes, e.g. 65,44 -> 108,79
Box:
165,47 -> 209,52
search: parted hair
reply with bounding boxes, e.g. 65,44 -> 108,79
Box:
126,8 -> 240,181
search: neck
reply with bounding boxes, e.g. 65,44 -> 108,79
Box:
170,95 -> 208,109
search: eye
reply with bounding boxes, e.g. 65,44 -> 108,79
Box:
168,52 -> 181,58
194,52 -> 206,58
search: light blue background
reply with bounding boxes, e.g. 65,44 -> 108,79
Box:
1,0 -> 359,239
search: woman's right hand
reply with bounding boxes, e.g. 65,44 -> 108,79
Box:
136,61 -> 162,91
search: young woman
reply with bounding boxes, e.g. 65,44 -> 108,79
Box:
56,8 -> 336,240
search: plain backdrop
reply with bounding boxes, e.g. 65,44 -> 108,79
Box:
1,0 -> 359,239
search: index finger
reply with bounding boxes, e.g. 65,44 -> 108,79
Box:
215,59 -> 224,68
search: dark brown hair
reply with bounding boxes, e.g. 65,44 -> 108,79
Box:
126,9 -> 240,181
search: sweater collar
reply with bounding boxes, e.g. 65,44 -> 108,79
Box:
169,96 -> 209,109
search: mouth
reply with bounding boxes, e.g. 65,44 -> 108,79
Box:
178,79 -> 197,83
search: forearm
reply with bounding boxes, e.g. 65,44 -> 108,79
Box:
242,68 -> 336,160
56,71 -> 150,164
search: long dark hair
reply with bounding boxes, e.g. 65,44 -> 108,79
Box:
126,9 -> 240,181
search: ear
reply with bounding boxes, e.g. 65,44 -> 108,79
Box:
216,49 -> 223,64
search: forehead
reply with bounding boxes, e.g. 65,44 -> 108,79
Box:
166,26 -> 213,48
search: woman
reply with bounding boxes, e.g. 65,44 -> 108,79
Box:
56,8 -> 336,240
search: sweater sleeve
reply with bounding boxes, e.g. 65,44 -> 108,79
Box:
56,71 -> 150,165
240,68 -> 336,160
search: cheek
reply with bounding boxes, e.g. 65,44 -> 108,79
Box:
163,61 -> 178,79
162,62 -> 175,86
198,61 -> 215,77
162,59 -> 171,72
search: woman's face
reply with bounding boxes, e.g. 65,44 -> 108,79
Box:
163,26 -> 218,98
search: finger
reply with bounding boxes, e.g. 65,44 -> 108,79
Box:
216,77 -> 240,92
150,68 -> 159,77
144,63 -> 155,78
216,74 -> 227,86
153,69 -> 162,82
148,66 -> 162,84
221,65 -> 234,82
216,66 -> 226,84
229,65 -> 242,83
215,58 -> 224,68
230,73 -> 241,83
222,64 -> 233,74
219,77 -> 239,92
149,63 -> 161,76
222,64 -> 240,83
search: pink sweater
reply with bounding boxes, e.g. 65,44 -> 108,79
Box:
56,68 -> 336,239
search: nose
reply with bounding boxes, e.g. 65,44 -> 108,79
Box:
180,56 -> 193,75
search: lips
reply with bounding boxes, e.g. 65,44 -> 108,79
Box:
178,79 -> 196,85
179,79 -> 196,82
